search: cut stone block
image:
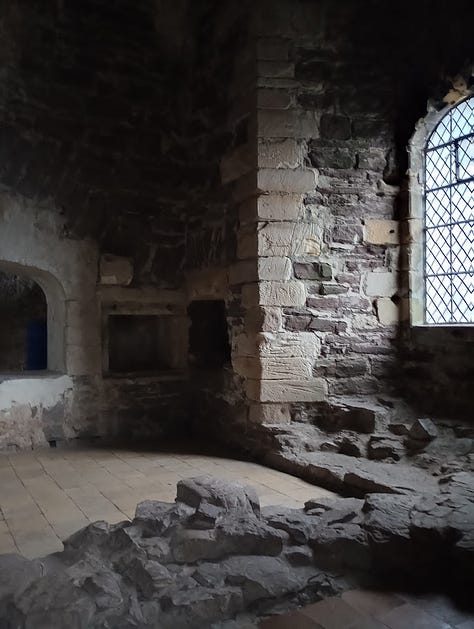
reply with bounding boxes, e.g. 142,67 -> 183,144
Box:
99,254 -> 133,286
258,257 -> 292,281
258,222 -> 322,257
257,168 -> 317,194
248,403 -> 291,424
258,331 -> 321,360
257,193 -> 303,220
376,298 -> 399,325
258,109 -> 319,139
245,306 -> 282,332
364,219 -> 399,245
257,88 -> 292,109
258,281 -> 306,306
246,378 -> 328,402
365,272 -> 398,297
234,356 -> 312,380
258,139 -> 302,168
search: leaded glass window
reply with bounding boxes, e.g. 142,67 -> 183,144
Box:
424,96 -> 474,324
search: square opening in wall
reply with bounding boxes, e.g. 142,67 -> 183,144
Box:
107,314 -> 178,374
188,300 -> 231,369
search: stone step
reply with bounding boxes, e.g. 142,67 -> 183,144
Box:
265,450 -> 438,497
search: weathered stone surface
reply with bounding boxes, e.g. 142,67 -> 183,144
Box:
247,378 -> 328,403
365,272 -> 398,297
258,168 -> 317,194
258,221 -> 321,257
258,109 -> 318,139
258,331 -> 321,360
309,523 -> 369,570
258,257 -> 292,281
312,399 -> 384,434
258,139 -> 302,168
408,418 -> 438,442
376,298 -> 398,325
0,554 -> 43,600
256,193 -> 303,221
294,261 -> 332,280
257,281 -> 306,306
176,476 -> 260,516
248,402 -> 291,425
320,114 -> 351,140
0,474 -> 473,628
367,436 -> 404,461
222,556 -> 307,603
234,355 -> 312,380
266,450 -> 438,496
99,254 -> 133,286
364,219 -> 399,245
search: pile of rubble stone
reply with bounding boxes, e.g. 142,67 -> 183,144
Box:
255,397 -> 474,497
0,472 -> 472,628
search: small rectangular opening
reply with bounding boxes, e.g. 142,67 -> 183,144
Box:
188,300 -> 231,369
107,314 -> 177,374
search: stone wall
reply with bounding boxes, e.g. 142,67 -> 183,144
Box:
0,0 -> 472,451
0,272 -> 46,371
236,0 -> 474,440
0,0 -> 189,286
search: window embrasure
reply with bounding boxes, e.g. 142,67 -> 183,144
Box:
409,94 -> 474,326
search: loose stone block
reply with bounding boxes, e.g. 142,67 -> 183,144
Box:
376,298 -> 398,325
257,168 -> 317,194
246,378 -> 328,402
99,254 -> 133,286
365,272 -> 398,297
258,139 -> 302,168
258,257 -> 292,281
258,281 -> 306,306
364,219 -> 399,245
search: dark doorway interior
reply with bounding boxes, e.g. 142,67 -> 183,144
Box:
188,300 -> 231,369
107,314 -> 177,374
0,271 -> 47,372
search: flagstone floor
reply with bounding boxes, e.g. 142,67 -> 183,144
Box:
0,445 -> 335,558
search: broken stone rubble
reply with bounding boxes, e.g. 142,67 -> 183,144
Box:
255,397 -> 474,489
0,473 -> 472,628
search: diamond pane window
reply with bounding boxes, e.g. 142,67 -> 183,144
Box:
424,96 -> 474,325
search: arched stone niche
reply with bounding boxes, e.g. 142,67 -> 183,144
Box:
0,261 -> 66,373
0,193 -> 101,376
0,193 -> 101,448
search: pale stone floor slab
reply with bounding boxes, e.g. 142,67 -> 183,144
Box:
0,445 -> 335,559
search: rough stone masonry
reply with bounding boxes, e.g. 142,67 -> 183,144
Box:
0,474 -> 472,628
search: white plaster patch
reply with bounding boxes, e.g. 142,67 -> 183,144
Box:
0,375 -> 73,410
